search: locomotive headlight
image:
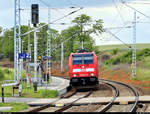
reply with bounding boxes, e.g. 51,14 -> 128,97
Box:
90,73 -> 94,76
73,74 -> 77,77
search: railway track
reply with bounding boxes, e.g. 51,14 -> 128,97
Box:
96,81 -> 119,112
28,86 -> 93,112
28,87 -> 77,112
27,76 -> 140,112
54,90 -> 93,112
97,79 -> 139,112
57,78 -> 139,112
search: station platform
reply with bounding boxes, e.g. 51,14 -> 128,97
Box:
38,76 -> 70,96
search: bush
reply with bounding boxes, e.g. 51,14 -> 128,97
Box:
112,58 -> 120,64
112,48 -> 119,55
105,48 -> 150,65
137,48 -> 150,57
124,50 -> 132,58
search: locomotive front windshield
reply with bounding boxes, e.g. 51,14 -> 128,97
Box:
72,54 -> 93,65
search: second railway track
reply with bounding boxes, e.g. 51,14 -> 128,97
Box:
97,79 -> 139,112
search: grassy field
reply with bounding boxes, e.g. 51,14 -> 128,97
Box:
135,68 -> 150,81
0,67 -> 58,98
21,82 -> 58,98
0,102 -> 28,112
0,67 -> 58,112
98,43 -> 150,88
0,82 -> 58,98
97,43 -> 150,51
134,57 -> 150,81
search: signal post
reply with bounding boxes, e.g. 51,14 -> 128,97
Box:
31,4 -> 39,92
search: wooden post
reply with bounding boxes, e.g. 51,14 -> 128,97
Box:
2,87 -> 4,103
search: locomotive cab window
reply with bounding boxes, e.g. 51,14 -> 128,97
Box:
84,54 -> 93,64
72,54 -> 93,65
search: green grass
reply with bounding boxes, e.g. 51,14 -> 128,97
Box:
132,67 -> 150,81
104,59 -> 150,82
0,67 -> 58,98
0,67 -> 14,82
143,57 -> 150,68
21,82 -> 58,98
133,56 -> 150,81
0,82 -> 58,98
84,43 -> 150,87
0,102 -> 28,112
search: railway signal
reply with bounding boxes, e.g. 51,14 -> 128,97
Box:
31,4 -> 39,27
31,4 -> 39,92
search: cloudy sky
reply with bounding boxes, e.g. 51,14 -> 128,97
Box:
1,0 -> 150,46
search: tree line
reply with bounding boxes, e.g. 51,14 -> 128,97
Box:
0,14 -> 104,61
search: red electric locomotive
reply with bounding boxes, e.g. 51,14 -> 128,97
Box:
69,50 -> 99,88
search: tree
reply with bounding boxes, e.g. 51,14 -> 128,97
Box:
72,14 -> 91,47
0,14 -> 104,62
61,25 -> 80,54
0,24 -> 60,61
60,14 -> 104,57
72,14 -> 103,50
0,28 -> 14,60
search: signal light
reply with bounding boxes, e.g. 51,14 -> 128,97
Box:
31,4 -> 39,27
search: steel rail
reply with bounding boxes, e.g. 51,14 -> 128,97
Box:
28,76 -> 139,112
54,90 -> 93,112
100,79 -> 139,112
28,86 -> 76,112
96,80 -> 119,112
53,75 -> 120,112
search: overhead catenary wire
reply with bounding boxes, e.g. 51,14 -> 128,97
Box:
127,1 -> 150,5
48,25 -> 132,54
21,0 -> 134,51
21,7 -> 83,36
20,8 -> 76,27
121,1 -> 150,20
98,19 -> 133,47
105,26 -> 132,30
38,0 -> 78,21
136,21 -> 150,23
112,0 -> 125,24
41,30 -> 81,55
99,20 -> 132,44
39,0 -> 79,8
104,29 -> 131,48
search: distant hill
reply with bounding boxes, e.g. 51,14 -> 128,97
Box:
96,43 -> 150,51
